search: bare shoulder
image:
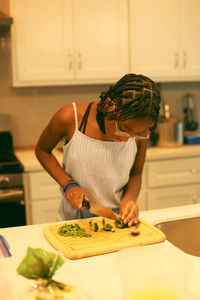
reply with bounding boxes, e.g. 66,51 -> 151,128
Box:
45,104 -> 76,140
75,101 -> 92,119
54,102 -> 90,124
49,102 -> 91,138
52,103 -> 74,125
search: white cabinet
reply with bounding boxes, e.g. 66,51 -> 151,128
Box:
10,0 -> 129,86
23,151 -> 200,222
27,171 -> 61,224
137,189 -> 146,211
147,184 -> 200,210
31,199 -> 61,224
145,156 -> 200,210
179,0 -> 200,79
129,0 -> 200,82
146,157 -> 200,188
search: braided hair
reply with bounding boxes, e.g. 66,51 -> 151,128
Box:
96,73 -> 161,134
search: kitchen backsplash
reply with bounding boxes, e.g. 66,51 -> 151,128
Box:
1,36 -> 200,147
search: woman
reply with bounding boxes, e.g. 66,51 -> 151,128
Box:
35,74 -> 161,226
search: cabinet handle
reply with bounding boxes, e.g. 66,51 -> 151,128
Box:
192,194 -> 198,204
68,51 -> 73,69
174,51 -> 179,68
191,168 -> 197,174
77,50 -> 82,69
182,50 -> 187,68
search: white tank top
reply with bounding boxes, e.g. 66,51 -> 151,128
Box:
59,102 -> 137,220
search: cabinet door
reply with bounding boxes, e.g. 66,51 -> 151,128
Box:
137,189 -> 147,211
10,0 -> 74,86
29,171 -> 60,200
129,0 -> 179,81
147,184 -> 200,210
179,0 -> 200,79
31,198 -> 60,224
73,0 -> 129,81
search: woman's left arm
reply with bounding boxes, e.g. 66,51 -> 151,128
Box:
119,139 -> 148,226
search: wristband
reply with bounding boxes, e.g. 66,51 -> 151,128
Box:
64,183 -> 80,197
63,179 -> 77,191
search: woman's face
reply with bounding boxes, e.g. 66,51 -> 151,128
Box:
105,116 -> 153,142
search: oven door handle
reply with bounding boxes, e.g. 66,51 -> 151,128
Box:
0,189 -> 24,202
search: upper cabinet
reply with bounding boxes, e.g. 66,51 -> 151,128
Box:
10,0 -> 200,86
10,0 -> 129,87
129,0 -> 200,82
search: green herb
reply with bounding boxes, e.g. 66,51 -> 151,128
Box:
58,223 -> 92,238
17,247 -> 64,280
89,219 -> 99,232
17,247 -> 74,296
115,217 -> 128,228
102,218 -> 115,232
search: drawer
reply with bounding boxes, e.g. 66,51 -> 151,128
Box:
146,157 -> 200,188
147,184 -> 200,210
29,171 -> 60,200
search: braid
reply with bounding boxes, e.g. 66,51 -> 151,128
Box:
96,74 -> 161,133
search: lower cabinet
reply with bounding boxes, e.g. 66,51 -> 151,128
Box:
25,154 -> 200,224
137,188 -> 146,211
31,198 -> 60,224
26,170 -> 61,225
144,155 -> 200,210
147,184 -> 200,210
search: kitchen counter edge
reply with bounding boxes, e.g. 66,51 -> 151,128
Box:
15,145 -> 200,172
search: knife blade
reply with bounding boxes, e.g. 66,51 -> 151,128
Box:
82,199 -> 119,221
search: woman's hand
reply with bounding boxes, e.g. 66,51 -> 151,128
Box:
65,186 -> 88,210
119,198 -> 139,227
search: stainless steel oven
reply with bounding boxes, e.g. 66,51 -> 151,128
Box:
0,131 -> 26,228
0,173 -> 26,228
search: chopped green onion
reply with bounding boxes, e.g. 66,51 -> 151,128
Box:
58,223 -> 91,238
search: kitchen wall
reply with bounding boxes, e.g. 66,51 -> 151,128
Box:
1,34 -> 200,147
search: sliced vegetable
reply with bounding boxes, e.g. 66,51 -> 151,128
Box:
89,220 -> 99,232
58,223 -> 91,238
102,218 -> 115,232
114,217 -> 128,228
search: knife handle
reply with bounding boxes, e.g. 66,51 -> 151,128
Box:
82,199 -> 90,209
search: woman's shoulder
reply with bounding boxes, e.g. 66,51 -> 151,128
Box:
53,103 -> 74,125
58,101 -> 91,114
71,101 -> 95,121
75,101 -> 93,112
53,102 -> 92,126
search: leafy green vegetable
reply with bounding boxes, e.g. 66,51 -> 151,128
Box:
102,218 -> 115,232
17,247 -> 64,280
114,217 -> 128,228
58,223 -> 92,238
17,247 -> 75,297
89,219 -> 99,232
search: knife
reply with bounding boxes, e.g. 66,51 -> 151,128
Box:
82,199 -> 119,221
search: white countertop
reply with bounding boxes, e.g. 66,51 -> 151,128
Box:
15,148 -> 63,172
1,204 -> 200,300
15,145 -> 200,172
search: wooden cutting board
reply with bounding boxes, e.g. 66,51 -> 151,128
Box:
43,217 -> 166,260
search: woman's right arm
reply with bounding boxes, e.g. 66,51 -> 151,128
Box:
35,105 -> 88,209
35,105 -> 72,187
35,105 -> 87,209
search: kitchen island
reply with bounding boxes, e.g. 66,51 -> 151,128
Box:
1,204 -> 200,300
